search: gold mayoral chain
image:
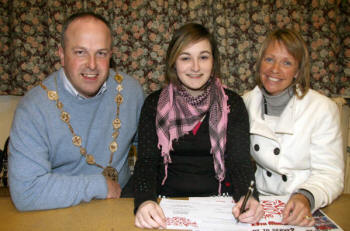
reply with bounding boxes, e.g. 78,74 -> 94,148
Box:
39,74 -> 124,183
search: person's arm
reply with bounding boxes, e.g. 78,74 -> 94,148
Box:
8,101 -> 108,211
296,98 -> 344,211
225,91 -> 258,201
281,97 -> 343,227
133,92 -> 162,212
133,91 -> 166,229
225,91 -> 263,223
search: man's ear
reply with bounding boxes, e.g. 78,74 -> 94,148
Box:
58,46 -> 65,67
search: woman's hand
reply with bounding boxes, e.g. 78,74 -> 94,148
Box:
135,200 -> 167,229
282,193 -> 315,227
233,196 -> 264,223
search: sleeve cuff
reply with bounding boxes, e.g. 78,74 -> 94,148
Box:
295,189 -> 315,211
88,174 -> 108,200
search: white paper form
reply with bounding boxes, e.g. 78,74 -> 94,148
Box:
159,198 -> 199,230
160,197 -> 250,231
160,196 -> 343,231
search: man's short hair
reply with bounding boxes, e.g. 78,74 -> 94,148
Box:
60,12 -> 112,49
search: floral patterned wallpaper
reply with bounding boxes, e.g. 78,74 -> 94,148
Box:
0,0 -> 349,97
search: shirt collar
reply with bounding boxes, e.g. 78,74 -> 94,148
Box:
61,71 -> 107,100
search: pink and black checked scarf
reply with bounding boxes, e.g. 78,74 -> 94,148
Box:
156,77 -> 230,194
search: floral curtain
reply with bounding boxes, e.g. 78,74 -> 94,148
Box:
0,0 -> 349,96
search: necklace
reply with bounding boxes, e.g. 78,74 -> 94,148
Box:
39,74 -> 124,183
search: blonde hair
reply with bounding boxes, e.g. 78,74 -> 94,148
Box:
256,28 -> 310,98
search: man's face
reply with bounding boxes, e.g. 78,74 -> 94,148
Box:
59,17 -> 112,98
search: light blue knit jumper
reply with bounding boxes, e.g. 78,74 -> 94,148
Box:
9,68 -> 144,211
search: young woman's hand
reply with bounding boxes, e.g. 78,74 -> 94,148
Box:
135,200 -> 167,229
233,197 -> 264,223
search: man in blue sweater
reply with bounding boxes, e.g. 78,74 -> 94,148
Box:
8,12 -> 144,211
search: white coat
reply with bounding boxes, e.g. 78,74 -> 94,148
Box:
243,86 -> 344,211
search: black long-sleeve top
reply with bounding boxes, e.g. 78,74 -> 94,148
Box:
133,89 -> 258,212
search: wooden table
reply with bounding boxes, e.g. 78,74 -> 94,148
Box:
321,194 -> 350,230
0,194 -> 349,231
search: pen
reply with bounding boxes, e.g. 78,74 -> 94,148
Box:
236,180 -> 255,223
